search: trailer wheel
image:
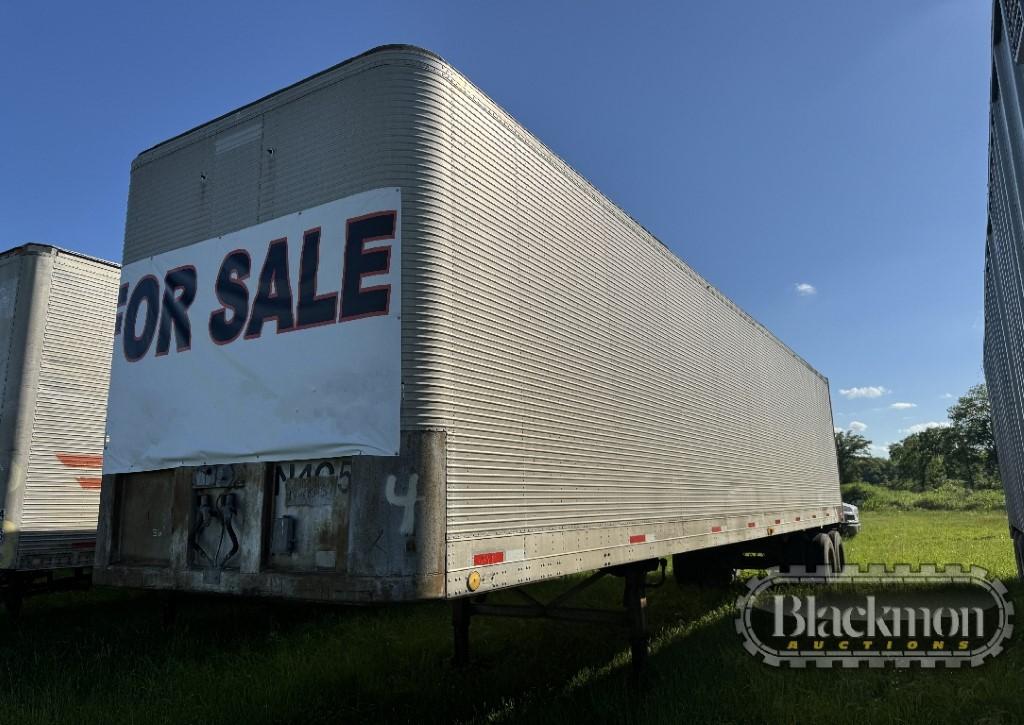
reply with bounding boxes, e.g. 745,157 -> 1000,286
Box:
672,551 -> 734,588
806,533 -> 836,576
828,530 -> 845,573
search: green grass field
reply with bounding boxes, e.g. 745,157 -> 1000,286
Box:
0,511 -> 1021,724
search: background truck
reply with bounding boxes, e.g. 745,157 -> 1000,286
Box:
94,45 -> 844,664
0,244 -> 119,613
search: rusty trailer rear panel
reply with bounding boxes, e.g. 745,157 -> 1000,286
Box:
96,432 -> 446,601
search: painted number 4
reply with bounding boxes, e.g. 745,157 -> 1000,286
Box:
385,473 -> 422,536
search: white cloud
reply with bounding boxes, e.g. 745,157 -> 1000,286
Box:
889,402 -> 917,410
848,421 -> 867,433
794,282 -> 817,296
839,386 -> 889,399
869,444 -> 891,459
901,421 -> 951,435
834,426 -> 843,434
940,392 -> 954,399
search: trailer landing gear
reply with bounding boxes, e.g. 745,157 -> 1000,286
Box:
452,558 -> 664,684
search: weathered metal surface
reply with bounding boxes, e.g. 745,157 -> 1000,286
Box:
268,459 -> 350,571
115,469 -> 175,565
94,431 -> 446,601
347,430 -> 446,580
0,245 -> 118,571
99,45 -> 841,602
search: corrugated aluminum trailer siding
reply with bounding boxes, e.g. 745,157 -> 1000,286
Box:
433,51 -> 837,591
18,250 -> 119,564
120,46 -> 839,596
441,83 -> 837,536
0,246 -> 119,570
986,0 -> 1024,536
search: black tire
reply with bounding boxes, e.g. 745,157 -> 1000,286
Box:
828,529 -> 845,573
672,550 -> 734,588
805,532 -> 836,576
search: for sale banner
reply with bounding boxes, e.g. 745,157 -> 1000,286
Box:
103,187 -> 401,474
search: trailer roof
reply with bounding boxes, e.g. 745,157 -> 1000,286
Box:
139,44 -> 443,157
0,243 -> 120,269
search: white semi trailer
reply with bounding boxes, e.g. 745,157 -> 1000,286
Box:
0,244 -> 120,613
94,45 -> 843,666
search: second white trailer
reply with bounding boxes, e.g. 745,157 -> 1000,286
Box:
0,244 -> 119,612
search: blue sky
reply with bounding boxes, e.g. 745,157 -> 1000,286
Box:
0,1 -> 990,456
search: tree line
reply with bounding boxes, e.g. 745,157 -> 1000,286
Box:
834,384 -> 1000,490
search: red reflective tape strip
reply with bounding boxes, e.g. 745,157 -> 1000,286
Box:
56,453 -> 103,469
747,522 -> 756,528
774,519 -> 782,525
629,534 -> 647,544
77,476 -> 102,490
711,526 -> 722,533
473,551 -> 504,566
795,516 -> 801,521
71,541 -> 96,550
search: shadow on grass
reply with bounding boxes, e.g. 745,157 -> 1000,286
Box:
498,580 -> 1024,725
0,577 -> 738,725
1,576 -> 1019,724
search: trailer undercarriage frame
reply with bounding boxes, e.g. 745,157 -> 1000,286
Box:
450,525 -> 846,681
452,558 -> 665,682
